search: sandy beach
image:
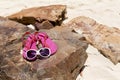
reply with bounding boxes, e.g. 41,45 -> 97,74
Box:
1,0 -> 120,80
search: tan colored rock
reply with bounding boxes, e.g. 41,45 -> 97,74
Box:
6,5 -> 66,30
0,16 -> 33,80
0,16 -> 32,47
34,20 -> 54,30
0,18 -> 88,80
67,16 -> 120,64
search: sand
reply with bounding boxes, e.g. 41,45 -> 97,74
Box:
1,0 -> 120,80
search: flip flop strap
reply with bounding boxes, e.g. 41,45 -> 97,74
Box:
37,32 -> 49,48
22,32 -> 37,51
22,32 -> 49,50
22,32 -> 30,48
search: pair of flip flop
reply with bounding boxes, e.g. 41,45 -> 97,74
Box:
22,32 -> 57,61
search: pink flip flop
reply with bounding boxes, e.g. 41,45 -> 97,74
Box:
22,32 -> 57,61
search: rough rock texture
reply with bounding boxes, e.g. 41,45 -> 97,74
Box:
37,26 -> 88,80
0,19 -> 88,80
67,16 -> 120,64
0,16 -> 32,48
0,16 -> 33,80
34,20 -> 54,30
7,5 -> 66,30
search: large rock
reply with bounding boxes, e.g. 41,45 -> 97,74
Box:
0,20 -> 88,80
7,5 -> 66,30
67,16 -> 120,64
0,16 -> 31,47
34,20 -> 54,30
0,16 -> 33,80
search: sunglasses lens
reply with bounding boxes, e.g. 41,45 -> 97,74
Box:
27,50 -> 36,59
39,48 -> 50,57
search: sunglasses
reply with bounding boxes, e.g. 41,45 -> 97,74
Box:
25,47 -> 51,61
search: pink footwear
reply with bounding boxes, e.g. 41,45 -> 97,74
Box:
22,32 -> 57,61
37,32 -> 57,55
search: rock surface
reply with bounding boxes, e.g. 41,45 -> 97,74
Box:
0,16 -> 33,80
0,17 -> 88,80
7,5 -> 66,30
0,16 -> 31,50
67,16 -> 120,64
34,20 -> 54,30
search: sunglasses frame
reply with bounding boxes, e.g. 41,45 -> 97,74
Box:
25,47 -> 51,60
